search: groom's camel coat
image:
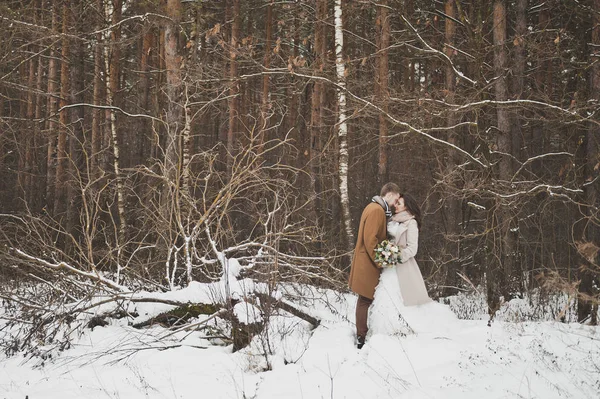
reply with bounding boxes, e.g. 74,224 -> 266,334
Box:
348,202 -> 387,299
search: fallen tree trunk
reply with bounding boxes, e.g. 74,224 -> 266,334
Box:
254,292 -> 320,328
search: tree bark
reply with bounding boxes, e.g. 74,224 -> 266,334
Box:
287,7 -> 300,172
138,28 -> 153,167
258,0 -> 273,156
104,0 -> 127,278
333,0 -> 353,251
54,0 -> 70,219
375,0 -> 390,184
493,0 -> 518,300
34,29 -> 45,213
308,0 -> 327,230
164,0 -> 183,184
577,0 -> 600,325
67,0 -> 86,238
91,0 -> 104,187
443,0 -> 462,294
22,40 -> 36,207
227,0 -> 240,177
46,1 -> 59,214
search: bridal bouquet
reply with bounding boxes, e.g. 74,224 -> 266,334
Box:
374,240 -> 402,268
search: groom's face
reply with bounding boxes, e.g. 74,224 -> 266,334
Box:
385,193 -> 401,209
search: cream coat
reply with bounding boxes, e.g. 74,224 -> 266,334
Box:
388,215 -> 431,306
348,202 -> 387,300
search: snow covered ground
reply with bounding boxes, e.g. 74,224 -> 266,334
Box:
1,282 -> 599,399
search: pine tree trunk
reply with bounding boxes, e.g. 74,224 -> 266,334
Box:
46,1 -> 59,214
91,0 -> 104,187
309,0 -> 326,230
577,0 -> 600,324
164,0 -> 183,181
532,4 -> 552,169
443,0 -> 462,294
153,29 -> 166,162
23,44 -> 37,207
493,0 -> 518,299
258,0 -> 273,155
287,9 -> 300,171
67,0 -> 85,238
375,0 -> 390,184
138,29 -> 153,166
54,0 -> 70,219
227,0 -> 240,177
512,0 -> 526,164
34,31 -> 45,213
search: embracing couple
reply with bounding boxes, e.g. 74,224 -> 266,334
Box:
348,182 -> 430,349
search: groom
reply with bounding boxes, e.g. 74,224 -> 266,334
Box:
348,182 -> 401,349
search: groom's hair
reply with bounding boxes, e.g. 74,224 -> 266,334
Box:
380,182 -> 400,197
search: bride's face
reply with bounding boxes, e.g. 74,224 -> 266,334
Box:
395,197 -> 406,213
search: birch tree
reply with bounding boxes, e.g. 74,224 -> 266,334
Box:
104,0 -> 127,281
334,0 -> 353,249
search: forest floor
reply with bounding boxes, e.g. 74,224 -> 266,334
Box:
1,281 -> 599,399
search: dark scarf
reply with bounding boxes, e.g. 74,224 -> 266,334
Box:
371,195 -> 393,218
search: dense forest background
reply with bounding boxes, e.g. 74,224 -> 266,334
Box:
0,0 -> 598,323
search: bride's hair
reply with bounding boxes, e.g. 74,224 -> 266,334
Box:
400,193 -> 422,230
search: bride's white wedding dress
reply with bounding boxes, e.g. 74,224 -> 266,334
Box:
369,266 -> 412,335
369,214 -> 455,336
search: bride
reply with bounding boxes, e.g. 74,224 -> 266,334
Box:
368,193 -> 431,336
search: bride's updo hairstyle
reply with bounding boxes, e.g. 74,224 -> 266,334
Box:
400,193 -> 422,230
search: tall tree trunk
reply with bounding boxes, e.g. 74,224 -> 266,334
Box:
287,8 -> 300,171
333,0 -> 353,251
67,0 -> 85,238
153,29 -> 166,162
577,0 -> 600,325
309,0 -> 327,230
532,4 -> 552,169
22,40 -> 37,207
258,0 -> 273,156
227,0 -> 240,177
54,0 -> 70,219
164,0 -> 182,182
91,0 -> 104,187
138,28 -> 153,167
34,28 -> 45,213
375,0 -> 390,184
104,0 -> 127,280
493,0 -> 518,300
443,0 -> 462,294
46,1 -> 59,213
406,0 -> 415,92
512,0 -> 526,165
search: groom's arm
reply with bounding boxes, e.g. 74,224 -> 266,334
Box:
363,207 -> 387,268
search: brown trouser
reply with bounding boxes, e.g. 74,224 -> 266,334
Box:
355,295 -> 373,338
